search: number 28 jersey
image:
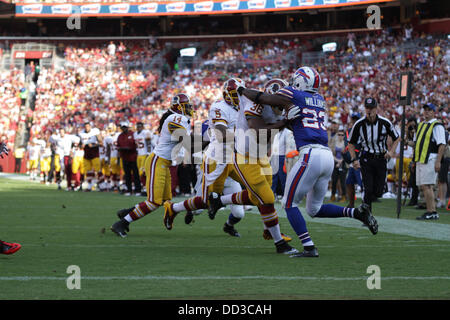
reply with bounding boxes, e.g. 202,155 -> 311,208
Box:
277,86 -> 328,149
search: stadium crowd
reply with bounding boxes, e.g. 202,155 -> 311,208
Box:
0,27 -> 448,208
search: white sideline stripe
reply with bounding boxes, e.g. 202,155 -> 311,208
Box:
1,275 -> 449,281
270,203 -> 450,242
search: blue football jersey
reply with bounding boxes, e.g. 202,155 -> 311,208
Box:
201,120 -> 209,136
278,86 -> 328,149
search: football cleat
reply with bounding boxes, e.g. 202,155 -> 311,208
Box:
262,229 -> 292,242
356,203 -> 378,235
0,240 -> 22,255
208,192 -> 224,220
416,212 -> 439,220
185,211 -> 194,225
163,201 -> 178,230
223,223 -> 241,237
111,219 -> 129,238
275,239 -> 299,255
290,247 -> 319,258
116,207 -> 134,232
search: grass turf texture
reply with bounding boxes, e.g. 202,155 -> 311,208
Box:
0,177 -> 449,299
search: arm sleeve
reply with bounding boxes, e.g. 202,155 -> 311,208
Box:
387,120 -> 400,140
276,87 -> 295,102
433,124 -> 446,145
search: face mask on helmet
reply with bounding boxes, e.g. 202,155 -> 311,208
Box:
223,78 -> 244,109
292,67 -> 320,93
171,93 -> 194,117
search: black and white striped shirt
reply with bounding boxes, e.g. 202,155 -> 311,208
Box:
349,115 -> 399,154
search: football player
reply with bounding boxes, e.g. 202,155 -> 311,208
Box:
79,122 -> 103,191
162,78 -> 247,234
208,78 -> 299,255
26,138 -> 41,181
98,129 -> 111,191
111,93 -> 194,237
134,121 -> 153,195
233,66 -> 378,258
70,136 -> 84,191
38,133 -> 52,184
54,127 -> 80,191
104,123 -> 122,192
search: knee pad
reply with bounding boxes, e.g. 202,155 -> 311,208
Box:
230,204 -> 245,219
306,204 -> 320,217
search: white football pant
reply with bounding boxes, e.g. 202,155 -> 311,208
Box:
282,145 -> 334,217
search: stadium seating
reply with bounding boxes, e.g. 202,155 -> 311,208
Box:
0,29 -> 448,175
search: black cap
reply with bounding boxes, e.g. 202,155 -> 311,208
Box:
364,97 -> 377,108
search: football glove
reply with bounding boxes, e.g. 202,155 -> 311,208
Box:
286,106 -> 301,121
0,143 -> 9,159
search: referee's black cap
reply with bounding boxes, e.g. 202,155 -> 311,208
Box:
364,97 -> 377,108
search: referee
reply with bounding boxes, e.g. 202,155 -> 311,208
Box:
348,98 -> 401,211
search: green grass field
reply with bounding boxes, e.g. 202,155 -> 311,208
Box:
1,175 -> 449,300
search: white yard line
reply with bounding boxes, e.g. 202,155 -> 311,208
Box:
0,275 -> 449,281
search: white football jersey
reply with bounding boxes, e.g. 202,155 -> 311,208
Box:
104,132 -> 120,158
235,96 -> 283,158
153,113 -> 190,161
50,134 -> 78,157
28,143 -> 41,161
79,128 -> 100,146
204,100 -> 238,163
134,129 -> 152,156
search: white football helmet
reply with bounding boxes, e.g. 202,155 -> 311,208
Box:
291,66 -> 321,93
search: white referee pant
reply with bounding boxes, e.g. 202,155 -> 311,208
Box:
282,145 -> 334,217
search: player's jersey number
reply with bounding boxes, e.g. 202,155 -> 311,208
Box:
302,108 -> 326,130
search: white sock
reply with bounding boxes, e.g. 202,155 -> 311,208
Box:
267,224 -> 282,243
173,201 -> 185,213
124,215 -> 133,223
220,194 -> 233,205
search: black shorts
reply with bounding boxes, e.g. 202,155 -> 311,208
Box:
438,157 -> 449,183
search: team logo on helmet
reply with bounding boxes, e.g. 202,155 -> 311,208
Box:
171,93 -> 194,117
292,66 -> 321,93
263,78 -> 289,94
223,78 -> 245,110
